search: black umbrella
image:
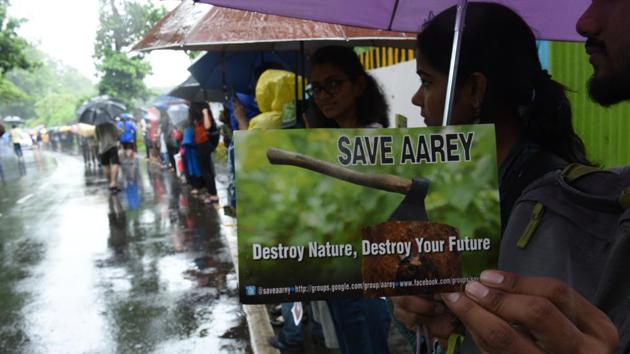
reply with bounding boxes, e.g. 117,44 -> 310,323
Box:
168,76 -> 223,102
3,116 -> 24,125
77,96 -> 127,125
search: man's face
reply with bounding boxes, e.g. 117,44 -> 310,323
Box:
576,0 -> 630,106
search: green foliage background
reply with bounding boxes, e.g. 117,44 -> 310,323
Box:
235,125 -> 500,288
0,47 -> 95,126
94,0 -> 165,109
0,0 -> 37,105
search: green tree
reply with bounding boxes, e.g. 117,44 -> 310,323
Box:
94,0 -> 164,108
33,93 -> 78,127
0,46 -> 95,126
0,0 -> 35,101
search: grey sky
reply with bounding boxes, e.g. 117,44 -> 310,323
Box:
8,0 -> 191,89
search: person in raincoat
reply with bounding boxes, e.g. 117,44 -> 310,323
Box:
392,3 -> 618,354
236,69 -> 305,130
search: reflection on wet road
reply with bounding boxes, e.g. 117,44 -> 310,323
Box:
0,150 -> 250,353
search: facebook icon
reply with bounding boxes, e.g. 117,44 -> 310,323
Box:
245,285 -> 257,296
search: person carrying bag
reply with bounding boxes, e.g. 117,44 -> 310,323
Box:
191,102 -> 220,204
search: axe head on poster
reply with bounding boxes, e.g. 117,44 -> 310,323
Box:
388,177 -> 430,222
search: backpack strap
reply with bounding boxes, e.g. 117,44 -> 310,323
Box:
619,186 -> 630,210
518,163 -> 629,249
445,333 -> 465,354
563,163 -> 630,210
501,150 -> 567,232
561,163 -> 603,183
517,202 -> 545,249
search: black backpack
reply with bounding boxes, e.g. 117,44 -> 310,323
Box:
206,118 -> 220,151
501,163 -> 630,353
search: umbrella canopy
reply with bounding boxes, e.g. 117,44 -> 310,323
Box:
168,75 -> 223,102
77,96 -> 127,126
195,0 -> 588,42
152,95 -> 190,129
132,0 -> 210,52
76,123 -> 96,138
3,116 -> 24,124
133,1 -> 415,52
188,50 -> 300,94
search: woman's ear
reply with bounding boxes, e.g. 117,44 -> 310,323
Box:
353,75 -> 368,97
468,72 -> 487,109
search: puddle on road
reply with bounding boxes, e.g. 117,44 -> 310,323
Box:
0,154 -> 251,353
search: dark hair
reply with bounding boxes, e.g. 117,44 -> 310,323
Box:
418,2 -> 589,164
309,46 -> 390,128
189,101 -> 210,122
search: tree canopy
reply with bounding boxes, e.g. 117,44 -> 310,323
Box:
0,0 -> 36,101
0,46 -> 96,127
94,0 -> 165,109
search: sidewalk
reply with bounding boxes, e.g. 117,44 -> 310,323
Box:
212,161 -> 280,354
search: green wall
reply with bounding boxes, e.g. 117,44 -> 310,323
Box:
550,41 -> 630,168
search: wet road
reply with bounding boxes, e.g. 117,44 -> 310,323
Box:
0,149 -> 251,354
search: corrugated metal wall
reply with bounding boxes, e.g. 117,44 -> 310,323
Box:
358,47 -> 415,70
550,41 -> 630,167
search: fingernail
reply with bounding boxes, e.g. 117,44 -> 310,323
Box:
442,292 -> 460,303
480,270 -> 504,285
466,281 -> 489,299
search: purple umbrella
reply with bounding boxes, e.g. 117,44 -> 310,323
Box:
195,0 -> 588,42
195,0 -> 588,126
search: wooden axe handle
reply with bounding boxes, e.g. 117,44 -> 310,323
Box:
267,147 -> 411,194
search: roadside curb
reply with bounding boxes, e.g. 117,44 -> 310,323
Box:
216,178 -> 280,354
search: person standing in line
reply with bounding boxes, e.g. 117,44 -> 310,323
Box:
191,102 -> 219,204
306,45 -> 392,354
95,120 -> 121,193
10,125 -> 23,159
393,3 -> 622,354
119,114 -> 137,160
0,124 -> 5,183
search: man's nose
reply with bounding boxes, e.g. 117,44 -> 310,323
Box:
576,3 -> 601,38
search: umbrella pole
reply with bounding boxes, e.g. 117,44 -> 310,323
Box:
294,46 -> 300,126
442,0 -> 468,127
301,40 -> 306,109
222,51 -> 227,102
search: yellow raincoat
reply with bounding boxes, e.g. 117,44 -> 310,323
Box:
249,69 -> 305,130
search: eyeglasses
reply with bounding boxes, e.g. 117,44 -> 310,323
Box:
306,78 -> 348,97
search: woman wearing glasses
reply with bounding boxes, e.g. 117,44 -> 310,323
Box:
308,46 -> 390,129
306,45 -> 392,354
393,3 -> 618,354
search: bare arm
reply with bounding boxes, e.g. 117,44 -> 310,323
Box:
203,108 -> 213,130
233,97 -> 249,130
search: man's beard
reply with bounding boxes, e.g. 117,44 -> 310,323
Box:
588,53 -> 630,107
